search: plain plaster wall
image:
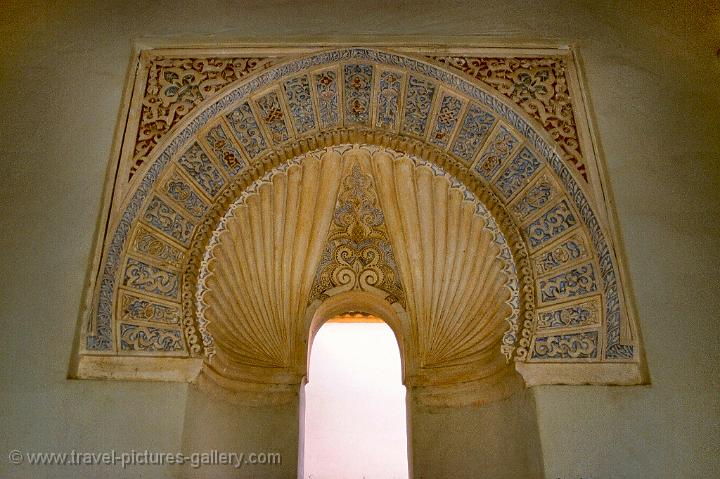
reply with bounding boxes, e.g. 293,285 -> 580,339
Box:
1,1 -> 718,478
408,388 -> 544,478
181,384 -> 299,479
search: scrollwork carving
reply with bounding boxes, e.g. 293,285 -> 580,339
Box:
143,196 -> 195,246
122,258 -> 178,299
376,70 -> 404,129
474,125 -> 520,180
120,323 -> 184,352
537,297 -> 601,330
130,56 -> 275,179
120,292 -> 181,325
132,225 -> 185,267
401,75 -> 436,137
533,232 -> 589,275
539,262 -> 597,303
526,200 -> 577,249
430,93 -> 464,149
177,143 -> 225,198
283,75 -> 317,134
531,331 -> 598,359
433,56 -> 587,182
310,164 -> 405,306
343,64 -> 374,125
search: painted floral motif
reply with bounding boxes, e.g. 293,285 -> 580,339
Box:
539,263 -> 597,303
531,331 -> 597,359
130,56 -> 275,179
533,233 -> 589,275
120,292 -> 181,324
204,124 -> 246,175
433,56 -> 587,182
310,164 -> 405,306
120,324 -> 184,352
143,196 -> 195,246
256,90 -> 291,143
537,297 -> 600,329
343,64 -> 373,125
164,174 -> 208,219
510,174 -> 558,222
131,225 -> 185,268
376,70 -> 403,129
401,75 -> 436,137
474,125 -> 520,180
430,93 -> 463,148
283,75 -> 316,134
494,146 -> 541,199
526,200 -> 577,249
313,70 -> 340,128
450,103 -> 496,165
122,258 -> 178,298
177,143 -> 225,198
225,102 -> 268,160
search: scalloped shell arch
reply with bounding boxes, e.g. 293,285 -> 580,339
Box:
77,46 -> 644,401
196,146 -> 518,392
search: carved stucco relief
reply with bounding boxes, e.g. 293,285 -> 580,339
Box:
432,56 -> 587,181
130,55 -> 277,179
196,146 -> 519,403
76,46 -> 644,405
124,52 -> 589,185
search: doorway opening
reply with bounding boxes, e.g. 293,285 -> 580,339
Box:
302,313 -> 409,479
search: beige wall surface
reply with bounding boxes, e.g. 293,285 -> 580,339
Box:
181,385 -> 299,479
409,388 -> 544,478
0,1 -> 717,478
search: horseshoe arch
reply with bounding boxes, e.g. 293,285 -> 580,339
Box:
73,46 -> 646,406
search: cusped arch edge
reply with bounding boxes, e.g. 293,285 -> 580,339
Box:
195,145 -> 524,406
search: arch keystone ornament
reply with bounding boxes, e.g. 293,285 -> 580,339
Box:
308,161 -> 406,307
73,45 -> 647,406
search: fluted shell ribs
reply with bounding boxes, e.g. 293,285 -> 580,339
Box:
369,152 -> 513,373
198,145 -> 517,397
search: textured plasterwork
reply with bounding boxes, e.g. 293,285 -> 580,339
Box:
125,53 -> 587,184
130,56 -> 277,179
193,146 -> 521,399
432,56 -> 587,182
309,163 -> 407,306
79,46 -> 640,394
196,146 -> 520,370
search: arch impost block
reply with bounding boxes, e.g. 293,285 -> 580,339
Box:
73,355 -> 202,382
516,361 -> 647,386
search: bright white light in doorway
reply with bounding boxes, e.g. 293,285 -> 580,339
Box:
303,319 -> 409,479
